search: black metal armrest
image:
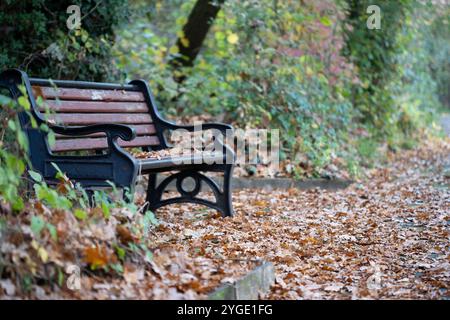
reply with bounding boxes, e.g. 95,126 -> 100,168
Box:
158,120 -> 235,162
160,120 -> 233,136
50,123 -> 136,141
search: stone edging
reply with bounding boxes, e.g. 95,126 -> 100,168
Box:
148,175 -> 353,191
230,177 -> 352,190
208,261 -> 275,300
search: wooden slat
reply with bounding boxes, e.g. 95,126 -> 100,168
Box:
52,136 -> 160,152
39,100 -> 149,113
32,86 -> 145,102
55,124 -> 157,138
48,113 -> 152,125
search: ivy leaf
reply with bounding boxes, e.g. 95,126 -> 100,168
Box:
30,216 -> 45,237
7,120 -> 16,131
115,246 -> 126,261
17,96 -> 30,110
101,201 -> 111,219
39,123 -> 49,132
46,223 -> 58,241
29,170 -> 43,183
74,209 -> 88,220
144,211 -> 158,225
0,94 -> 12,106
12,198 -> 24,212
17,131 -> 28,151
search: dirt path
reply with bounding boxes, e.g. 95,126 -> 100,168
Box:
1,138 -> 448,300
152,138 -> 450,299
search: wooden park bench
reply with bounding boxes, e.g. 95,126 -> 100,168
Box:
0,69 -> 235,217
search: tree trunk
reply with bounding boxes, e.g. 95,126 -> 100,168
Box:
170,0 -> 225,82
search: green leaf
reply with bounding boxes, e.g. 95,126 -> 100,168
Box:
145,250 -> 153,262
12,198 -> 24,212
51,162 -> 64,176
110,263 -> 123,274
7,119 -> 16,131
29,170 -> 43,183
36,96 -> 44,108
0,94 -> 12,106
101,201 -> 111,219
115,246 -> 126,260
57,269 -> 64,287
39,123 -> 49,132
34,184 -> 46,201
47,131 -> 56,148
57,196 -> 73,211
46,223 -> 57,241
215,31 -> 226,41
30,116 -> 38,129
320,16 -> 332,27
144,211 -> 158,226
17,96 -> 30,110
74,209 -> 88,220
17,130 -> 28,151
16,159 -> 26,175
30,216 -> 45,237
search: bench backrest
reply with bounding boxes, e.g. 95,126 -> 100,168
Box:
30,79 -> 162,152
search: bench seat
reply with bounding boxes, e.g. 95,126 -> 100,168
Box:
138,152 -> 226,171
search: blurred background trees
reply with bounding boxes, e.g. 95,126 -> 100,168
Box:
1,0 -> 448,178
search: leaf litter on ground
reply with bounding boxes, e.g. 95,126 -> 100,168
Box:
0,137 -> 448,299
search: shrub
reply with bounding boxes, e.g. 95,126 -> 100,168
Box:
115,0 -> 359,175
0,0 -> 129,81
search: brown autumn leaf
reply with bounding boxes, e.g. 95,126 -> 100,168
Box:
253,200 -> 269,207
90,207 -> 104,217
284,273 -> 296,280
84,245 -> 111,269
56,182 -> 70,195
34,201 -> 50,215
117,225 -> 135,245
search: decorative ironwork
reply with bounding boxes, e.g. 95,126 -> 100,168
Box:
146,164 -> 234,217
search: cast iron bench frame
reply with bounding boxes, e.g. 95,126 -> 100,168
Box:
0,69 -> 235,217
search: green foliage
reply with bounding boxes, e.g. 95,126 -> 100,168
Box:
113,0 -> 447,176
422,3 -> 450,109
0,0 -> 129,81
1,0 -> 446,180
30,215 -> 56,240
30,215 -> 46,237
115,0 -> 358,174
0,91 -> 35,211
0,91 -> 155,227
34,182 -> 73,211
343,0 -> 411,130
342,0 -> 447,144
399,3 -> 450,115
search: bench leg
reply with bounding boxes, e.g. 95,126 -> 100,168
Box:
221,164 -> 234,217
145,173 -> 158,212
144,165 -> 234,217
86,189 -> 95,208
